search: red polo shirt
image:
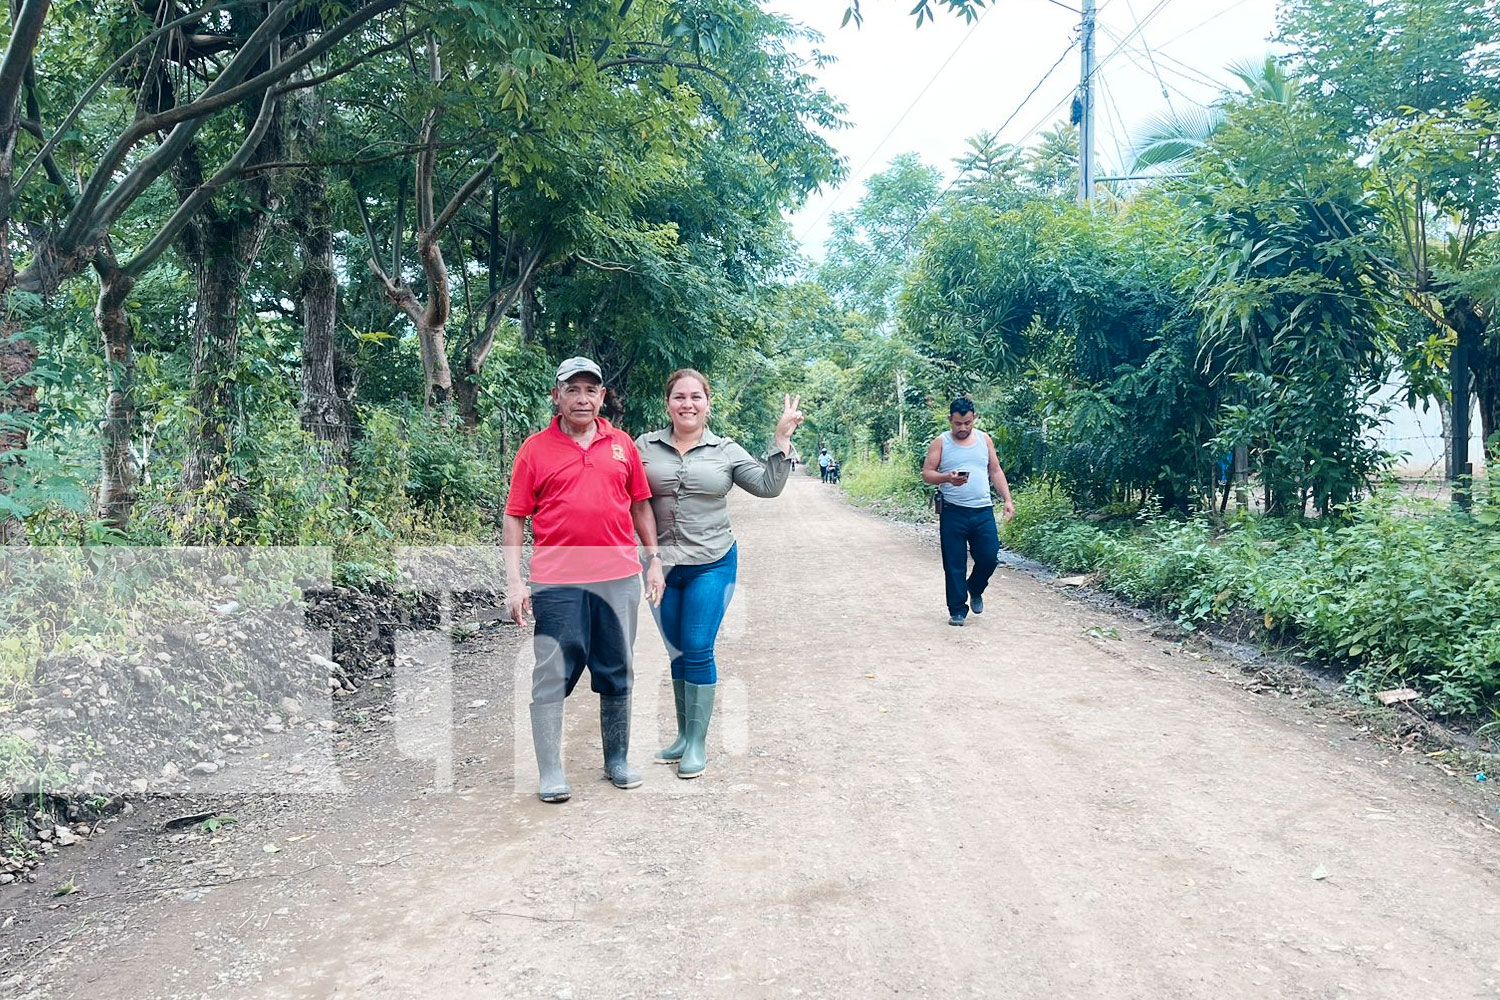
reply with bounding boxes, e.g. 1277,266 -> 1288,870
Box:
505,416 -> 651,584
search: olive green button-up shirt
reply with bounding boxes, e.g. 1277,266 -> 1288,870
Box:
635,427 -> 791,565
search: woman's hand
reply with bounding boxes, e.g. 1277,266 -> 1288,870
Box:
644,561 -> 667,607
773,394 -> 803,452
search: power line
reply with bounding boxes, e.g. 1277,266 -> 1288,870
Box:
994,35 -> 1082,138
1096,24 -> 1216,106
1089,0 -> 1174,82
1096,20 -> 1235,92
1153,0 -> 1258,50
819,36 -> 1082,272
1096,72 -> 1133,173
796,4 -> 998,244
1123,0 -> 1175,113
1151,45 -> 1234,91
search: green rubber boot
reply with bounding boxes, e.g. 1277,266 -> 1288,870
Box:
676,681 -> 716,779
529,701 -> 571,803
655,679 -> 687,763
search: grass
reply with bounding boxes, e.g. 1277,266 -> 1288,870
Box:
999,480 -> 1500,717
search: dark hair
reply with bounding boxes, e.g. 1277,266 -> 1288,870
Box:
664,368 -> 711,400
950,397 -> 976,416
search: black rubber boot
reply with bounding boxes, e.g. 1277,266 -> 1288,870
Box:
600,695 -> 642,789
530,701 -> 571,803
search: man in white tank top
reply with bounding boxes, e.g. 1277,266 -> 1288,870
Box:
920,397 -> 1016,626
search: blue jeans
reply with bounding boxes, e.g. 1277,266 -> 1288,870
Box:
939,503 -> 999,618
651,545 -> 737,684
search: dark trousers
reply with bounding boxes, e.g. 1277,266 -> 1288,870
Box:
530,576 -> 639,704
939,503 -> 999,617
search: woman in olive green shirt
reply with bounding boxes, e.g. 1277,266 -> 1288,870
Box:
636,369 -> 803,778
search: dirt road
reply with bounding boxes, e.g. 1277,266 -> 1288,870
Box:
5,476 -> 1500,999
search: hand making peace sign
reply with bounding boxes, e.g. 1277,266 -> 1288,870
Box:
773,393 -> 804,452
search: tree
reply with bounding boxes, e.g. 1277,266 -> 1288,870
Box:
819,154 -> 940,328
0,0 -> 406,533
1279,0 -> 1500,491
1129,57 -> 1298,172
1186,92 -> 1393,515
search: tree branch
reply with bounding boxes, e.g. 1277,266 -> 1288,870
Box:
595,55 -> 736,91
121,84 -> 280,278
61,0 -> 300,249
271,26 -> 420,95
467,241 -> 547,374
577,255 -> 634,272
15,1 -> 264,196
70,0 -> 400,249
351,180 -> 387,282
0,0 -> 51,158
429,150 -> 499,238
592,0 -> 637,62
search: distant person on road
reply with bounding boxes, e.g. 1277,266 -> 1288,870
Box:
503,356 -> 666,803
921,397 -> 1015,627
818,448 -> 832,483
636,371 -> 803,778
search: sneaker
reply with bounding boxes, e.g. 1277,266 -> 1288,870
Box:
969,591 -> 984,615
948,614 -> 966,627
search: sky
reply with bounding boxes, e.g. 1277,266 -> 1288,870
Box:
765,0 -> 1283,259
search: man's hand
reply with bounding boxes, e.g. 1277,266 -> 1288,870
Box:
948,471 -> 969,485
506,580 -> 532,627
1002,498 -> 1016,521
644,561 -> 666,607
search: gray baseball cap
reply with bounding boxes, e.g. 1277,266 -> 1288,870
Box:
555,356 -> 603,383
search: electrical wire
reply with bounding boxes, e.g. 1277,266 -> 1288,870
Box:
820,35 -> 1083,271
1096,24 -> 1215,106
1088,0 -> 1174,82
1152,0 -> 1258,50
795,4 -> 998,244
1096,71 -> 1133,173
1123,0 -> 1175,113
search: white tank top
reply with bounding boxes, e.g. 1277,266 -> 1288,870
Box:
937,431 -> 991,508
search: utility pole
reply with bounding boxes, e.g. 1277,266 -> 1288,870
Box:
1076,0 -> 1097,206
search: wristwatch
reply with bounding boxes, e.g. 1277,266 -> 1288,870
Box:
645,553 -> 662,562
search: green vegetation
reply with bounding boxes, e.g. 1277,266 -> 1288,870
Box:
1001,484 -> 1500,716
0,0 -> 1497,725
808,0 -> 1500,718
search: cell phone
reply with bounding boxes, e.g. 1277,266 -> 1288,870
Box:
955,470 -> 970,481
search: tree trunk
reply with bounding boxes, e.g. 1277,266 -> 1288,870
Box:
520,281 -> 539,345
181,243 -> 254,493
1449,313 -> 1476,509
176,111 -> 283,496
415,235 -> 453,411
290,99 -> 346,464
454,376 -> 480,431
0,321 -> 37,541
1458,298 -> 1496,462
95,261 -> 138,529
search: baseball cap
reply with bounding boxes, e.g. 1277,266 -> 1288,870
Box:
555,356 -> 603,383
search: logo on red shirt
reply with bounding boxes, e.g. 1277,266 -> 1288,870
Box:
612,443 -> 626,462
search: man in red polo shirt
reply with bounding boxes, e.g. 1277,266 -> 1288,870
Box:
503,356 -> 666,803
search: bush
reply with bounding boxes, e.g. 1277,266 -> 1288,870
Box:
842,455 -> 933,520
1007,488 -> 1500,717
